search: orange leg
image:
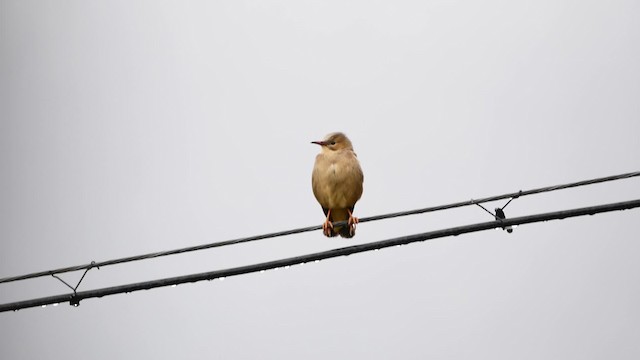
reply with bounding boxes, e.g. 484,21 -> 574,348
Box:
347,209 -> 359,236
322,209 -> 334,237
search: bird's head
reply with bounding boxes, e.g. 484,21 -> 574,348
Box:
311,132 -> 354,151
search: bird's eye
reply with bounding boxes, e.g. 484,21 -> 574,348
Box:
330,141 -> 336,145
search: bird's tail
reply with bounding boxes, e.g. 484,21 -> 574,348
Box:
331,208 -> 355,238
337,225 -> 354,238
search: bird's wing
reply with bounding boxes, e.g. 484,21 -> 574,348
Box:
342,151 -> 364,207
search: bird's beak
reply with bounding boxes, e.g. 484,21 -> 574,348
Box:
311,141 -> 327,146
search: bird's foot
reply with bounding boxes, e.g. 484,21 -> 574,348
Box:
347,212 -> 359,237
322,220 -> 334,237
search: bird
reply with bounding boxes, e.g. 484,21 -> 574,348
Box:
311,132 -> 364,238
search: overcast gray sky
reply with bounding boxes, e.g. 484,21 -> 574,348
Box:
2,1 -> 640,359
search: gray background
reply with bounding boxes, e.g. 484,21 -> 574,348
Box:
2,1 -> 640,359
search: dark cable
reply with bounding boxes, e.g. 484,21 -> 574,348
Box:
1,198 -> 639,313
1,170 -> 639,285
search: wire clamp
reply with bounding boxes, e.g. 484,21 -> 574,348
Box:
50,260 -> 99,307
474,191 -> 522,234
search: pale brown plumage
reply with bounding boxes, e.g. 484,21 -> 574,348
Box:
311,132 -> 364,238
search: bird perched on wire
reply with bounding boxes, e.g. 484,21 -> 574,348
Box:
311,132 -> 364,238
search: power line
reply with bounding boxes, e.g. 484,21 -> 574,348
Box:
2,198 -> 639,313
1,170 -> 638,285
361,170 -> 640,222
